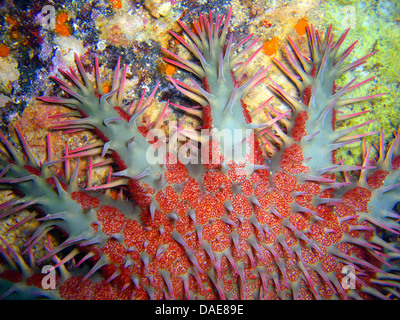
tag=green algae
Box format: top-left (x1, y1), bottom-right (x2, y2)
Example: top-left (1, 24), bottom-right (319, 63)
top-left (321, 0), bottom-right (400, 166)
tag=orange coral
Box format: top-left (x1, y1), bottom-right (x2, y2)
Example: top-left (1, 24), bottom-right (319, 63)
top-left (0, 44), bottom-right (10, 57)
top-left (109, 0), bottom-right (122, 9)
top-left (56, 13), bottom-right (68, 24)
top-left (55, 13), bottom-right (71, 37)
top-left (295, 18), bottom-right (308, 36)
top-left (55, 24), bottom-right (70, 37)
top-left (164, 63), bottom-right (177, 76)
top-left (262, 37), bottom-right (279, 56)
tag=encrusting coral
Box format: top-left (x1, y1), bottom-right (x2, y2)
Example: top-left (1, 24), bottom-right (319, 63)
top-left (0, 7), bottom-right (399, 300)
